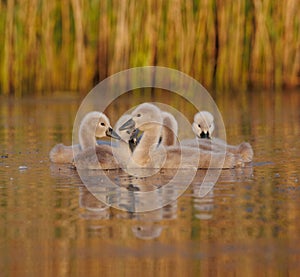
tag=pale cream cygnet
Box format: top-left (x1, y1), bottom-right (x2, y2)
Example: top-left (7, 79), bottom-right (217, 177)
top-left (190, 111), bottom-right (253, 163)
top-left (192, 111), bottom-right (215, 139)
top-left (74, 113), bottom-right (137, 170)
top-left (49, 111), bottom-right (120, 164)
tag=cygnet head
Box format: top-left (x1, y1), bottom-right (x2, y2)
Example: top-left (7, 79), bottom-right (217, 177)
top-left (119, 103), bottom-right (163, 132)
top-left (94, 113), bottom-right (120, 139)
top-left (192, 111), bottom-right (214, 139)
top-left (114, 114), bottom-right (134, 142)
top-left (115, 114), bottom-right (143, 152)
top-left (79, 112), bottom-right (120, 149)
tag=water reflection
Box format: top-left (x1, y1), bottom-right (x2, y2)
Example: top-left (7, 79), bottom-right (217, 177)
top-left (78, 186), bottom-right (177, 240)
top-left (187, 167), bottom-right (252, 220)
top-left (79, 187), bottom-right (111, 220)
top-left (77, 167), bottom-right (195, 212)
top-left (77, 167), bottom-right (254, 240)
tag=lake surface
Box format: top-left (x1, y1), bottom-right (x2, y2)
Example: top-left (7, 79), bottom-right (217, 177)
top-left (0, 90), bottom-right (300, 276)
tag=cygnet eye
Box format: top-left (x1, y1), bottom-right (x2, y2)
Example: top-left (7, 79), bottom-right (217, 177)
top-left (136, 113), bottom-right (141, 117)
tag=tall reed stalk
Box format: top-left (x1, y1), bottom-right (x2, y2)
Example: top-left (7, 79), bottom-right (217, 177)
top-left (0, 0), bottom-right (299, 96)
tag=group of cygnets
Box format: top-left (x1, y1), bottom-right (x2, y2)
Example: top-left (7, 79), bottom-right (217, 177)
top-left (50, 103), bottom-right (253, 170)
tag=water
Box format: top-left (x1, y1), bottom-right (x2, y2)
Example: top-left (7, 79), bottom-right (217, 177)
top-left (0, 90), bottom-right (300, 276)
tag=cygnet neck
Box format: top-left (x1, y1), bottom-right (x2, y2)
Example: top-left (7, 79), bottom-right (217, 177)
top-left (161, 125), bottom-right (176, 146)
top-left (132, 123), bottom-right (162, 165)
top-left (79, 122), bottom-right (97, 150)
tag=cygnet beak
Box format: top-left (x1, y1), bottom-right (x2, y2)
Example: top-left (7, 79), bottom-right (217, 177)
top-left (130, 128), bottom-right (139, 140)
top-left (106, 127), bottom-right (121, 140)
top-left (200, 131), bottom-right (210, 139)
top-left (128, 128), bottom-right (140, 153)
top-left (119, 118), bottom-right (135, 131)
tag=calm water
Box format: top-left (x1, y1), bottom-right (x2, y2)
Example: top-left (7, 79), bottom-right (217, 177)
top-left (0, 90), bottom-right (300, 276)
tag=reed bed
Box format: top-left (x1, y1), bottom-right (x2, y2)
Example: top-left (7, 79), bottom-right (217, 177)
top-left (0, 0), bottom-right (299, 96)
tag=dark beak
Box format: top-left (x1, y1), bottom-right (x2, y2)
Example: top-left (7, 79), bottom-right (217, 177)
top-left (119, 118), bottom-right (135, 131)
top-left (130, 128), bottom-right (139, 141)
top-left (106, 127), bottom-right (121, 140)
top-left (200, 131), bottom-right (210, 139)
top-left (129, 140), bottom-right (136, 153)
top-left (128, 128), bottom-right (141, 153)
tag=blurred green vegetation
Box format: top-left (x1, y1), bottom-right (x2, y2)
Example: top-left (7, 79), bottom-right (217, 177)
top-left (0, 0), bottom-right (299, 96)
